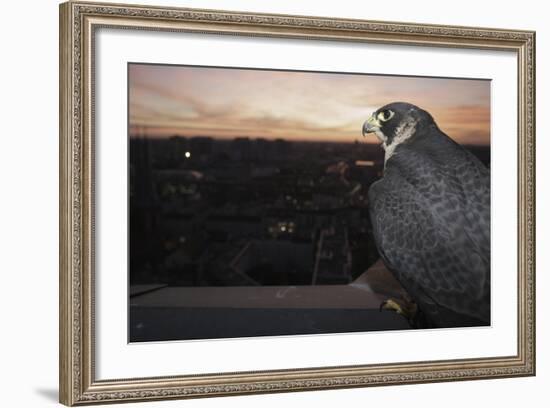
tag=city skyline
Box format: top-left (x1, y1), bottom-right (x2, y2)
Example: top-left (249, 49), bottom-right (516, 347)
top-left (129, 63), bottom-right (491, 145)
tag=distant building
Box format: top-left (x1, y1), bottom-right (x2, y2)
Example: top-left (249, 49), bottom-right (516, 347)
top-left (129, 136), bottom-right (162, 284)
top-left (312, 226), bottom-right (353, 284)
top-left (189, 136), bottom-right (213, 158)
top-left (231, 240), bottom-right (314, 285)
top-left (231, 137), bottom-right (252, 161)
top-left (274, 138), bottom-right (291, 157)
top-left (168, 135), bottom-right (189, 164)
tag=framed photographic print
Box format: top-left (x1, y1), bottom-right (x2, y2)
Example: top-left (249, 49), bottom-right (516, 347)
top-left (59, 1), bottom-right (536, 405)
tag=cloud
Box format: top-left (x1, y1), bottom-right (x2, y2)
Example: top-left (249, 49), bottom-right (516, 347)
top-left (129, 64), bottom-right (490, 145)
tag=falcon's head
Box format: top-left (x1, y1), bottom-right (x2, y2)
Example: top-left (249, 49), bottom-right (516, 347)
top-left (362, 102), bottom-right (435, 149)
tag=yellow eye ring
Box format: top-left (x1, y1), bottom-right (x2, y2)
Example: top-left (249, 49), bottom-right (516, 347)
top-left (377, 109), bottom-right (395, 122)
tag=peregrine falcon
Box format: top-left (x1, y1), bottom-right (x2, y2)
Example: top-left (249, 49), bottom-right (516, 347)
top-left (362, 102), bottom-right (490, 328)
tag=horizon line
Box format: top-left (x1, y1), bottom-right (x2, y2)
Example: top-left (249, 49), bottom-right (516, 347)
top-left (128, 133), bottom-right (491, 147)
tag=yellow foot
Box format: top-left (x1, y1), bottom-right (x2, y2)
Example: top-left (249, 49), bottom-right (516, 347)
top-left (380, 298), bottom-right (418, 322)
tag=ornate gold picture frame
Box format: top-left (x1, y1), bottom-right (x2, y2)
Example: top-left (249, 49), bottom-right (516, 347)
top-left (59, 1), bottom-right (535, 405)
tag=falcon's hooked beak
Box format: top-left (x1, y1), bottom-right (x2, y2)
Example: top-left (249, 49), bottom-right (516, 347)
top-left (362, 114), bottom-right (381, 137)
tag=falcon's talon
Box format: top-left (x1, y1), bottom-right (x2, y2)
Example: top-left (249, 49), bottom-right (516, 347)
top-left (379, 297), bottom-right (418, 324)
top-left (380, 299), bottom-right (404, 314)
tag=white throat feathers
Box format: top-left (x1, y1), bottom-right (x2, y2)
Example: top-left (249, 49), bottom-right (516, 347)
top-left (378, 117), bottom-right (419, 165)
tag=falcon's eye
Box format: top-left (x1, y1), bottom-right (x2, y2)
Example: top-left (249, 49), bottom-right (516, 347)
top-left (378, 109), bottom-right (395, 122)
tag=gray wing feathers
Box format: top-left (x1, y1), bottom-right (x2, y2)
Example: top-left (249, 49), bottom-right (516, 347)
top-left (369, 143), bottom-right (490, 324)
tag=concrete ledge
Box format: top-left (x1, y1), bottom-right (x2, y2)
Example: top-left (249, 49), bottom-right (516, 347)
top-left (129, 260), bottom-right (412, 341)
top-left (130, 306), bottom-right (410, 342)
top-left (130, 284), bottom-right (385, 310)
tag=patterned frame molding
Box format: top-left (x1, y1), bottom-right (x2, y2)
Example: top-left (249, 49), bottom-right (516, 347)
top-left (59, 1), bottom-right (535, 406)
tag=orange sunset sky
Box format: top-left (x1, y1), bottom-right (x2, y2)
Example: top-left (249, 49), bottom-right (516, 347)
top-left (129, 63), bottom-right (490, 145)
